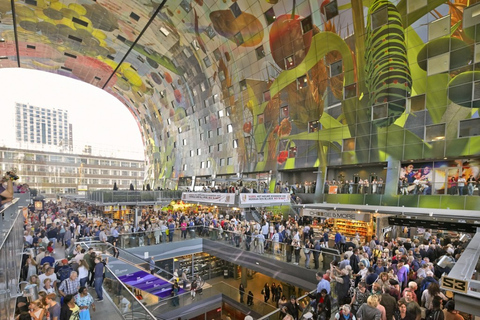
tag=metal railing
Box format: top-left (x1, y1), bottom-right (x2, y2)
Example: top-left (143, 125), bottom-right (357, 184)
top-left (85, 190), bottom-right (183, 204)
top-left (147, 281), bottom-right (278, 317)
top-left (77, 241), bottom-right (158, 320)
top-left (0, 198), bottom-right (25, 320)
top-left (92, 226), bottom-right (340, 273)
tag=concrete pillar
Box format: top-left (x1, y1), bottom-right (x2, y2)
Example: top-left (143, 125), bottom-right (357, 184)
top-left (241, 266), bottom-right (248, 288)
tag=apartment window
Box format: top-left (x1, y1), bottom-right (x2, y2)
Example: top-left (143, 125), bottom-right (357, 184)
top-left (323, 0), bottom-right (339, 20)
top-left (220, 158), bottom-right (225, 166)
top-left (227, 157), bottom-right (233, 165)
top-left (343, 138), bottom-right (356, 151)
top-left (218, 110), bottom-right (224, 118)
top-left (288, 146), bottom-right (297, 158)
top-left (301, 15), bottom-right (313, 34)
top-left (264, 7), bottom-right (276, 26)
top-left (233, 139), bottom-right (239, 148)
top-left (285, 55), bottom-right (294, 70)
top-left (183, 164), bottom-right (187, 170)
top-left (407, 0), bottom-right (427, 13)
top-left (372, 103), bottom-right (388, 120)
top-left (371, 5), bottom-right (388, 30)
top-left (204, 116), bottom-right (208, 124)
top-left (217, 127), bottom-right (223, 135)
top-left (410, 94), bottom-right (426, 112)
top-left (256, 45), bottom-right (265, 60)
top-left (240, 79), bottom-right (247, 91)
top-left (183, 139), bottom-right (187, 146)
top-left (308, 120), bottom-right (320, 133)
top-left (190, 150), bottom-right (194, 157)
top-left (173, 142), bottom-right (177, 148)
top-left (425, 123), bottom-right (446, 142)
top-left (197, 148), bottom-right (202, 155)
top-left (208, 130), bottom-right (213, 138)
top-left (200, 161), bottom-right (205, 169)
top-left (200, 133), bottom-right (204, 140)
top-left (227, 124), bottom-right (233, 133)
top-left (297, 75), bottom-right (308, 90)
top-left (209, 145), bottom-right (214, 153)
top-left (217, 143), bottom-right (223, 152)
top-left (122, 171), bottom-right (129, 176)
top-left (344, 83), bottom-right (357, 99)
top-left (207, 160), bottom-right (211, 168)
top-left (459, 118), bottom-right (480, 138)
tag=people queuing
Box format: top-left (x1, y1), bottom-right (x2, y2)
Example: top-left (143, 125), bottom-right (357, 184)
top-left (15, 201), bottom-right (109, 320)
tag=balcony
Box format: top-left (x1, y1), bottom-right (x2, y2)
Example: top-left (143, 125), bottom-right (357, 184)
top-left (84, 190), bottom-right (184, 205)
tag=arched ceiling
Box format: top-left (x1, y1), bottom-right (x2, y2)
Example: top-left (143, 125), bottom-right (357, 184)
top-left (1, 0), bottom-right (477, 190)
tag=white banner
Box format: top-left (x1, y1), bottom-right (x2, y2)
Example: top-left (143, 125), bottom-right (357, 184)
top-left (239, 193), bottom-right (290, 205)
top-left (181, 192), bottom-right (236, 205)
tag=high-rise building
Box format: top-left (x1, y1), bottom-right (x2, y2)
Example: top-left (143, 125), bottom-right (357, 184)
top-left (15, 103), bottom-right (72, 150)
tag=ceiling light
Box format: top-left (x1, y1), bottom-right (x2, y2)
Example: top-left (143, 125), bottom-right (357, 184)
top-left (160, 27), bottom-right (170, 36)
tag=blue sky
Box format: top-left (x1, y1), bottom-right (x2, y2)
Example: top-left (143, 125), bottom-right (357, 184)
top-left (0, 68), bottom-right (145, 160)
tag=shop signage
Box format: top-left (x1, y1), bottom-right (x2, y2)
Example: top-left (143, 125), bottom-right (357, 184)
top-left (302, 209), bottom-right (370, 221)
top-left (181, 192), bottom-right (235, 205)
top-left (239, 193), bottom-right (290, 205)
top-left (441, 276), bottom-right (468, 293)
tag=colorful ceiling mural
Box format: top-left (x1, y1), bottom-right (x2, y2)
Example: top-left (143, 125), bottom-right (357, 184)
top-left (0, 0), bottom-right (479, 189)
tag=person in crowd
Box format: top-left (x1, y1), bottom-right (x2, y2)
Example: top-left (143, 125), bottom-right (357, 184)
top-left (190, 277), bottom-right (198, 300)
top-left (77, 260), bottom-right (89, 288)
top-left (58, 271), bottom-right (80, 298)
top-left (282, 295), bottom-right (303, 320)
top-left (44, 293), bottom-right (60, 320)
top-left (239, 283), bottom-right (245, 303)
top-left (421, 282), bottom-right (448, 311)
top-left (38, 267), bottom-right (57, 291)
top-left (0, 171), bottom-right (14, 205)
top-left (356, 295), bottom-right (382, 320)
top-left (350, 281), bottom-right (370, 315)
top-left (93, 257), bottom-right (106, 302)
top-left (27, 299), bottom-right (45, 320)
top-left (335, 304), bottom-right (356, 320)
top-left (247, 290), bottom-right (254, 306)
top-left (262, 282), bottom-right (271, 303)
top-left (60, 294), bottom-right (79, 320)
top-left (75, 286), bottom-right (96, 320)
top-left (394, 299), bottom-right (414, 320)
top-left (42, 278), bottom-right (56, 295)
top-left (148, 256), bottom-right (155, 275)
top-left (443, 300), bottom-right (463, 320)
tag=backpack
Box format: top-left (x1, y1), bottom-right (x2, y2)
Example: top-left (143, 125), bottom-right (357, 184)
top-left (57, 265), bottom-right (73, 283)
top-left (426, 309), bottom-right (444, 320)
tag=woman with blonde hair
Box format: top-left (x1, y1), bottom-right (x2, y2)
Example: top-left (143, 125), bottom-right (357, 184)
top-left (29, 275), bottom-right (40, 287)
top-left (28, 299), bottom-right (45, 320)
top-left (356, 295), bottom-right (381, 320)
top-left (78, 260), bottom-right (89, 287)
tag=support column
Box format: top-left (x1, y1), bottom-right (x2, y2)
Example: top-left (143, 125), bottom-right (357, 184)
top-left (241, 266), bottom-right (248, 288)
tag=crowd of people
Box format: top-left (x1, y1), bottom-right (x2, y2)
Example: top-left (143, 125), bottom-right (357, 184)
top-left (279, 230), bottom-right (469, 320)
top-left (15, 201), bottom-right (110, 320)
top-left (5, 187), bottom-right (473, 320)
top-left (324, 179), bottom-right (385, 195)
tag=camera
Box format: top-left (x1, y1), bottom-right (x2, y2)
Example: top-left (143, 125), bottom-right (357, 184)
top-left (4, 169), bottom-right (19, 181)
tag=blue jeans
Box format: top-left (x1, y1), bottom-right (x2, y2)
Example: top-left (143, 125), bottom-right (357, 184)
top-left (94, 277), bottom-right (103, 300)
top-left (168, 232), bottom-right (174, 242)
top-left (80, 277), bottom-right (88, 288)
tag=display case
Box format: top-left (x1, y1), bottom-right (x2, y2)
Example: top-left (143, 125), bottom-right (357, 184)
top-left (173, 253), bottom-right (226, 280)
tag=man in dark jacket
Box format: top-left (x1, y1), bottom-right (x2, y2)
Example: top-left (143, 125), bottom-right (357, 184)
top-left (282, 295), bottom-right (304, 320)
top-left (350, 249), bottom-right (360, 274)
top-left (380, 285), bottom-right (397, 320)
